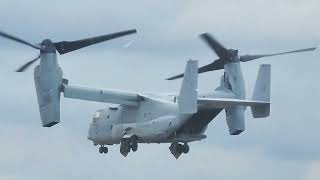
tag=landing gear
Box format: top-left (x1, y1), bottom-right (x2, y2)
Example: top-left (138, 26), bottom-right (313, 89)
top-left (99, 146), bottom-right (108, 154)
top-left (120, 140), bottom-right (131, 157)
top-left (120, 136), bottom-right (139, 157)
top-left (169, 142), bottom-right (190, 159)
top-left (131, 142), bottom-right (138, 152)
top-left (182, 143), bottom-right (189, 154)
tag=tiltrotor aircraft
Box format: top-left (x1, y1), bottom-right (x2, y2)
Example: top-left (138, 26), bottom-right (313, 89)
top-left (0, 30), bottom-right (316, 159)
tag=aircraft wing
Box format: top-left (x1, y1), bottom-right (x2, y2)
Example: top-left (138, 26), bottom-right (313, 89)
top-left (198, 97), bottom-right (270, 109)
top-left (63, 84), bottom-right (140, 106)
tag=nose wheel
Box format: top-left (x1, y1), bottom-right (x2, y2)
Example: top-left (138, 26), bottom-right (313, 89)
top-left (99, 146), bottom-right (108, 154)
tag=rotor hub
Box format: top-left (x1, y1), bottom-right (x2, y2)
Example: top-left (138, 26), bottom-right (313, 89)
top-left (40, 39), bottom-right (56, 53)
top-left (226, 49), bottom-right (239, 63)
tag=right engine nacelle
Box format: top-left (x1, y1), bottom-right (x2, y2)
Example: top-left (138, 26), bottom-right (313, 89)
top-left (225, 106), bottom-right (245, 135)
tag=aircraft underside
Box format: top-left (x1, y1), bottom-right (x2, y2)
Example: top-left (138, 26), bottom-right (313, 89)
top-left (93, 108), bottom-right (222, 159)
top-left (96, 138), bottom-right (194, 159)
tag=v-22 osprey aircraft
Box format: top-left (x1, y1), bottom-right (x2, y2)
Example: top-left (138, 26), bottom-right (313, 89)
top-left (0, 30), bottom-right (316, 158)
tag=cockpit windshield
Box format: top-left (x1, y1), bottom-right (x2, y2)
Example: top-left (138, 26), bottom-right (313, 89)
top-left (92, 111), bottom-right (101, 123)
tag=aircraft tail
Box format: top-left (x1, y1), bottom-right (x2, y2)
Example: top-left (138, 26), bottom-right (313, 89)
top-left (178, 60), bottom-right (198, 114)
top-left (251, 64), bottom-right (271, 118)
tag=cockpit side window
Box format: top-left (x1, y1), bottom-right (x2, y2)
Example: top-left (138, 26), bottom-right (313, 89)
top-left (92, 111), bottom-right (101, 123)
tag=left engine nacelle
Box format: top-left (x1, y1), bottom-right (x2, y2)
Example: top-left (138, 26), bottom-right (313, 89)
top-left (34, 57), bottom-right (63, 127)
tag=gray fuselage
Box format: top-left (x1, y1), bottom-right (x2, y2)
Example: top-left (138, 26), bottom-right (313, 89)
top-left (87, 91), bottom-right (229, 146)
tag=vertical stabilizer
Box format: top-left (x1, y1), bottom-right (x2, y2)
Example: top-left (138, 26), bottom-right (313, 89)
top-left (251, 64), bottom-right (271, 118)
top-left (178, 60), bottom-right (198, 114)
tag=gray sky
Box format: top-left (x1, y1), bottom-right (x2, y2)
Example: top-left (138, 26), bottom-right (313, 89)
top-left (0, 0), bottom-right (319, 179)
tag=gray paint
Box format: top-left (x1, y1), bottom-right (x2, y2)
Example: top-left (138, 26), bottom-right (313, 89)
top-left (0, 1), bottom-right (318, 179)
top-left (63, 85), bottom-right (139, 106)
top-left (32, 55), bottom-right (270, 158)
top-left (252, 64), bottom-right (271, 118)
top-left (34, 52), bottom-right (62, 127)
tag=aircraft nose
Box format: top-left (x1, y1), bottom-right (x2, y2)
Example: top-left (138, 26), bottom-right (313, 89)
top-left (87, 124), bottom-right (96, 141)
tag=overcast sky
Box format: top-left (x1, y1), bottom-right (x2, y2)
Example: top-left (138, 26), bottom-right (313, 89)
top-left (0, 0), bottom-right (319, 180)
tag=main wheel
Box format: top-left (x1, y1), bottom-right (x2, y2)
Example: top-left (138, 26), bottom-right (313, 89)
top-left (120, 141), bottom-right (131, 156)
top-left (131, 142), bottom-right (138, 152)
top-left (99, 147), bottom-right (104, 153)
top-left (103, 147), bottom-right (108, 153)
top-left (182, 143), bottom-right (189, 154)
top-left (177, 144), bottom-right (184, 153)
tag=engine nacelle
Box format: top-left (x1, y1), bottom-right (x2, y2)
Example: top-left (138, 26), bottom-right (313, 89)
top-left (223, 62), bottom-right (246, 135)
top-left (34, 53), bottom-right (63, 127)
top-left (225, 106), bottom-right (245, 135)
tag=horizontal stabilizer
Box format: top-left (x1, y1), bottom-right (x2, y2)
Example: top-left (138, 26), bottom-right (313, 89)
top-left (198, 98), bottom-right (270, 109)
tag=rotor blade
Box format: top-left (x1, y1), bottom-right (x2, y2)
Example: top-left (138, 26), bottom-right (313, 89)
top-left (166, 59), bottom-right (224, 80)
top-left (198, 59), bottom-right (225, 73)
top-left (0, 30), bottom-right (42, 50)
top-left (200, 33), bottom-right (229, 59)
top-left (53, 29), bottom-right (137, 55)
top-left (166, 73), bottom-right (184, 80)
top-left (15, 55), bottom-right (41, 72)
top-left (240, 47), bottom-right (317, 62)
